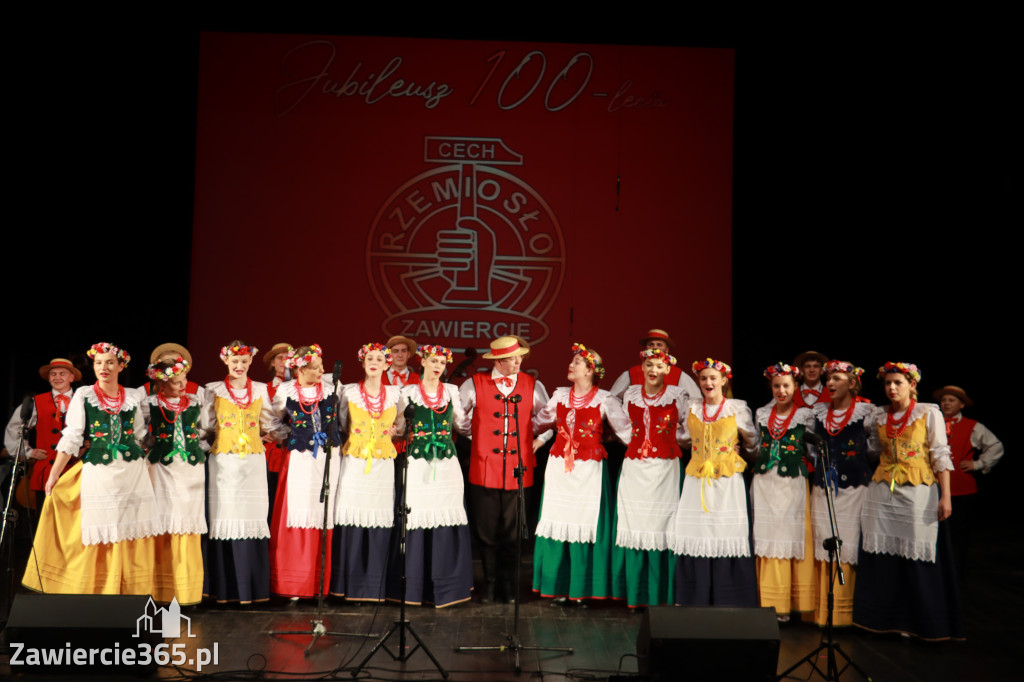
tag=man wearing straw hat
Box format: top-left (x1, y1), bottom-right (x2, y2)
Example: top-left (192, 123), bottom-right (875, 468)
top-left (608, 328), bottom-right (699, 402)
top-left (4, 358), bottom-right (82, 509)
top-left (934, 384), bottom-right (1003, 584)
top-left (456, 335), bottom-right (549, 603)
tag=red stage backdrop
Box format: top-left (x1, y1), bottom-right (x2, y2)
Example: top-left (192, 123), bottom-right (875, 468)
top-left (189, 33), bottom-right (735, 387)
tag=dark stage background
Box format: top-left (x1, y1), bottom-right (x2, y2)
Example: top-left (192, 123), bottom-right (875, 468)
top-left (5, 15), bottom-right (1015, 523)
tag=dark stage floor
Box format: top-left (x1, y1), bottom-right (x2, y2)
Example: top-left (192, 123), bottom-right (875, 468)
top-left (1, 521), bottom-right (1020, 681)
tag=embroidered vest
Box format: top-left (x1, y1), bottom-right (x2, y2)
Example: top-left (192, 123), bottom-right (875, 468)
top-left (811, 413), bottom-right (873, 489)
top-left (342, 400), bottom-right (398, 467)
top-left (685, 411), bottom-right (746, 478)
top-left (407, 400), bottom-right (457, 461)
top-left (82, 399), bottom-right (144, 465)
top-left (755, 420), bottom-right (809, 478)
top-left (873, 413), bottom-right (935, 487)
top-left (625, 400), bottom-right (681, 461)
top-left (947, 417), bottom-right (978, 496)
top-left (469, 372), bottom-right (536, 489)
top-left (211, 394), bottom-right (266, 456)
top-left (285, 394), bottom-right (339, 453)
top-left (552, 403), bottom-right (605, 462)
top-left (148, 399), bottom-right (205, 466)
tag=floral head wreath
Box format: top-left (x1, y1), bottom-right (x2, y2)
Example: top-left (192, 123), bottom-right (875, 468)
top-left (691, 357), bottom-right (732, 379)
top-left (571, 343), bottom-right (606, 379)
top-left (825, 360), bottom-right (864, 378)
top-left (147, 355), bottom-right (190, 381)
top-left (417, 344), bottom-right (454, 363)
top-left (220, 343), bottom-right (259, 362)
top-left (641, 348), bottom-right (677, 366)
top-left (877, 361), bottom-right (921, 382)
top-left (763, 362), bottom-right (801, 380)
top-left (87, 342), bottom-right (131, 366)
top-left (357, 343), bottom-right (393, 364)
top-left (285, 344), bottom-right (323, 370)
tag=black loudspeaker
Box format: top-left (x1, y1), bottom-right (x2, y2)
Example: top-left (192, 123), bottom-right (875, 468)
top-left (636, 606), bottom-right (780, 681)
top-left (5, 594), bottom-right (162, 675)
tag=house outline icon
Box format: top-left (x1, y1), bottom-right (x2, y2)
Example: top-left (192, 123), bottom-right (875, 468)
top-left (133, 597), bottom-right (195, 638)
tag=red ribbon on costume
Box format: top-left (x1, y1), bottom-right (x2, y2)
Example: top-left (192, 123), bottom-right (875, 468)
top-left (558, 408), bottom-right (580, 473)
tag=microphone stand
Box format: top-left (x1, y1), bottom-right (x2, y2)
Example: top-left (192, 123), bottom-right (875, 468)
top-left (455, 392), bottom-right (574, 673)
top-left (352, 402), bottom-right (449, 679)
top-left (778, 431), bottom-right (868, 681)
top-left (1, 398), bottom-right (40, 622)
top-left (269, 362), bottom-right (370, 656)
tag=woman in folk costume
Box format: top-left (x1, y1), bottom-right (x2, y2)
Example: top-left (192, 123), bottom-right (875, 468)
top-left (204, 341), bottom-right (276, 603)
top-left (671, 358), bottom-right (759, 607)
top-left (23, 342), bottom-right (160, 595)
top-left (331, 343), bottom-right (404, 601)
top-left (140, 342), bottom-right (201, 396)
top-left (854, 363), bottom-right (964, 640)
top-left (140, 355), bottom-right (208, 605)
top-left (390, 344), bottom-right (472, 607)
top-left (807, 360), bottom-right (879, 626)
top-left (268, 344), bottom-right (341, 598)
top-left (533, 344), bottom-right (631, 603)
top-left (751, 362), bottom-right (816, 621)
top-left (611, 348), bottom-right (688, 607)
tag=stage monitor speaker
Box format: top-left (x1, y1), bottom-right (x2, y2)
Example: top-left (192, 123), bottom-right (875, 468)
top-left (5, 593), bottom-right (162, 675)
top-left (636, 606), bottom-right (780, 682)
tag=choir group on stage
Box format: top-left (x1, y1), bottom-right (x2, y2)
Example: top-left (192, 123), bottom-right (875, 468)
top-left (6, 328), bottom-right (1002, 642)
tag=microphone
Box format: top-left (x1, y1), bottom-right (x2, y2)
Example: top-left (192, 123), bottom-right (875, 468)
top-left (20, 395), bottom-right (34, 422)
top-left (332, 360), bottom-right (343, 385)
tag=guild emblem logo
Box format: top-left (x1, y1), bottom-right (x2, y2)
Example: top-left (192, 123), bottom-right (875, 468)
top-left (366, 136), bottom-right (565, 347)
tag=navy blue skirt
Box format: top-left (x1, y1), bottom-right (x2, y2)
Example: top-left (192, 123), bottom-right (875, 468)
top-left (387, 525), bottom-right (473, 607)
top-left (330, 526), bottom-right (393, 600)
top-left (674, 555), bottom-right (758, 607)
top-left (203, 537), bottom-right (271, 603)
top-left (853, 520), bottom-right (965, 640)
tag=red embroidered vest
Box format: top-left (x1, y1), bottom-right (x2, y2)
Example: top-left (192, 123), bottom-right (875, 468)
top-left (551, 403), bottom-right (605, 462)
top-left (947, 417), bottom-right (979, 496)
top-left (624, 400), bottom-right (682, 460)
top-left (469, 372), bottom-right (535, 489)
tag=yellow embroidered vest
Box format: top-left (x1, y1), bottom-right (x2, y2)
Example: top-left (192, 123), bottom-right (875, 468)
top-left (211, 395), bottom-right (265, 456)
top-left (343, 402), bottom-right (398, 473)
top-left (685, 411), bottom-right (746, 479)
top-left (873, 413), bottom-right (935, 487)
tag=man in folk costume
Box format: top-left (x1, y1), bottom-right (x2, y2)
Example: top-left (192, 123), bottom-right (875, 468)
top-left (140, 343), bottom-right (201, 396)
top-left (383, 335), bottom-right (420, 387)
top-left (793, 350), bottom-right (829, 408)
top-left (263, 343), bottom-right (293, 395)
top-left (608, 329), bottom-right (700, 402)
top-left (933, 384), bottom-right (1004, 585)
top-left (262, 342), bottom-right (293, 517)
top-left (456, 335), bottom-right (549, 603)
top-left (4, 358), bottom-right (82, 510)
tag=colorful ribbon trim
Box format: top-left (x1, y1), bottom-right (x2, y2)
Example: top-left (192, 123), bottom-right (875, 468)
top-left (311, 430), bottom-right (328, 461)
top-left (559, 408), bottom-right (580, 473)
